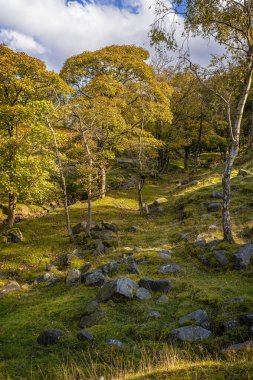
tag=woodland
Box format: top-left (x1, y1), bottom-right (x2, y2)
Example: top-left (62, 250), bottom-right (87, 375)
top-left (0, 1), bottom-right (253, 379)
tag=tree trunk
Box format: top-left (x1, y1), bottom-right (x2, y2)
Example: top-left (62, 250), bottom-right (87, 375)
top-left (184, 147), bottom-right (190, 171)
top-left (7, 193), bottom-right (16, 228)
top-left (222, 59), bottom-right (253, 242)
top-left (194, 117), bottom-right (203, 173)
top-left (249, 100), bottom-right (253, 148)
top-left (138, 178), bottom-right (145, 215)
top-left (86, 174), bottom-right (92, 237)
top-left (99, 166), bottom-right (106, 199)
top-left (46, 117), bottom-right (75, 243)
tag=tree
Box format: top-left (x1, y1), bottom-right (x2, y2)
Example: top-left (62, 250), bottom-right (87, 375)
top-left (0, 45), bottom-right (68, 228)
top-left (151, 0), bottom-right (253, 242)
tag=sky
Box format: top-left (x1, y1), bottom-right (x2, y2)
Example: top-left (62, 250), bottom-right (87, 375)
top-left (0, 0), bottom-right (223, 72)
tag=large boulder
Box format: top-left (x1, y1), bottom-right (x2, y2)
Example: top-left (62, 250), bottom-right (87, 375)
top-left (37, 329), bottom-right (64, 345)
top-left (158, 264), bottom-right (180, 274)
top-left (170, 326), bottom-right (211, 342)
top-left (179, 309), bottom-right (209, 328)
top-left (83, 271), bottom-right (105, 286)
top-left (97, 278), bottom-right (138, 302)
top-left (139, 278), bottom-right (173, 292)
top-left (6, 228), bottom-right (23, 243)
top-left (234, 244), bottom-right (253, 269)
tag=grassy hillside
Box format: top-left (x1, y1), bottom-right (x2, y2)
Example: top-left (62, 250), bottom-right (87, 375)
top-left (0, 158), bottom-right (253, 380)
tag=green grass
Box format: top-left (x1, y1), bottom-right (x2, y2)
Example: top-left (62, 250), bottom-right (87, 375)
top-left (0, 158), bottom-right (253, 379)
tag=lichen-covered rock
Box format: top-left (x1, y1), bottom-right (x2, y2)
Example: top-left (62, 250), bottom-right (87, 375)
top-left (158, 264), bottom-right (180, 274)
top-left (127, 263), bottom-right (140, 274)
top-left (83, 271), bottom-right (105, 286)
top-left (235, 244), bottom-right (253, 269)
top-left (156, 294), bottom-right (169, 304)
top-left (179, 310), bottom-right (209, 328)
top-left (213, 250), bottom-right (229, 267)
top-left (107, 339), bottom-right (124, 347)
top-left (102, 261), bottom-right (119, 275)
top-left (0, 280), bottom-right (20, 296)
top-left (206, 202), bottom-right (222, 212)
top-left (170, 326), bottom-right (211, 342)
top-left (223, 320), bottom-right (240, 331)
top-left (102, 222), bottom-right (119, 233)
top-left (138, 278), bottom-right (173, 293)
top-left (79, 311), bottom-right (106, 328)
top-left (37, 329), bottom-right (64, 345)
top-left (83, 300), bottom-right (99, 315)
top-left (66, 269), bottom-right (81, 284)
top-left (97, 278), bottom-right (138, 302)
top-left (137, 287), bottom-right (152, 301)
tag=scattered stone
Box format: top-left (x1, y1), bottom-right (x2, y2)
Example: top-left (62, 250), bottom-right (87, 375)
top-left (209, 224), bottom-right (218, 232)
top-left (240, 314), bottom-right (253, 326)
top-left (201, 214), bottom-right (211, 219)
top-left (102, 222), bottom-right (119, 233)
top-left (107, 339), bottom-right (124, 348)
top-left (148, 310), bottom-right (161, 318)
top-left (0, 280), bottom-right (20, 296)
top-left (238, 169), bottom-right (251, 177)
top-left (170, 326), bottom-right (211, 342)
top-left (37, 329), bottom-right (64, 345)
top-left (121, 255), bottom-right (136, 264)
top-left (83, 300), bottom-right (100, 315)
top-left (144, 249), bottom-right (172, 259)
top-left (158, 264), bottom-right (180, 274)
top-left (6, 228), bottom-right (23, 243)
top-left (81, 263), bottom-right (92, 273)
top-left (208, 239), bottom-right (223, 250)
top-left (193, 239), bottom-right (206, 248)
top-left (137, 287), bottom-right (152, 301)
top-left (94, 241), bottom-right (106, 255)
top-left (77, 330), bottom-right (94, 341)
top-left (234, 244), bottom-right (253, 269)
top-left (128, 226), bottom-right (139, 233)
top-left (66, 269), bottom-right (81, 284)
top-left (102, 261), bottom-right (119, 275)
top-left (221, 341), bottom-right (253, 355)
top-left (206, 202), bottom-right (222, 212)
top-left (97, 278), bottom-right (138, 302)
top-left (139, 278), bottom-right (173, 293)
top-left (179, 310), bottom-right (209, 328)
top-left (83, 271), bottom-right (105, 286)
top-left (79, 311), bottom-right (106, 328)
top-left (213, 250), bottom-right (229, 267)
top-left (43, 273), bottom-right (59, 284)
top-left (212, 191), bottom-right (223, 199)
top-left (156, 294), bottom-right (169, 304)
top-left (72, 221), bottom-right (86, 235)
top-left (223, 320), bottom-right (240, 331)
top-left (197, 233), bottom-right (209, 240)
top-left (127, 263), bottom-right (140, 275)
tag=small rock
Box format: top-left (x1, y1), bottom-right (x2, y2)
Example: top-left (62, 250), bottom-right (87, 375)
top-left (102, 222), bottom-right (119, 233)
top-left (193, 239), bottom-right (206, 248)
top-left (148, 310), bottom-right (161, 318)
top-left (179, 310), bottom-right (209, 328)
top-left (212, 191), bottom-right (223, 199)
top-left (128, 226), bottom-right (139, 233)
top-left (235, 244), bottom-right (253, 269)
top-left (94, 241), bottom-right (106, 256)
top-left (102, 261), bottom-right (119, 275)
top-left (107, 339), bottom-right (124, 347)
top-left (158, 264), bottom-right (180, 274)
top-left (154, 198), bottom-right (168, 205)
top-left (139, 278), bottom-right (173, 293)
top-left (238, 169), bottom-right (251, 177)
top-left (46, 263), bottom-right (57, 272)
top-left (221, 340), bottom-right (253, 355)
top-left (240, 314), bottom-right (253, 326)
top-left (209, 224), bottom-right (218, 232)
top-left (137, 287), bottom-right (152, 301)
top-left (66, 269), bottom-right (81, 284)
top-left (223, 320), bottom-right (240, 331)
top-left (208, 239), bottom-right (223, 250)
top-left (156, 294), bottom-right (169, 304)
top-left (6, 228), bottom-right (23, 243)
top-left (127, 263), bottom-right (140, 274)
top-left (207, 203), bottom-right (222, 212)
top-left (83, 271), bottom-right (105, 286)
top-left (81, 263), bottom-right (92, 272)
top-left (170, 326), bottom-right (211, 342)
top-left (77, 330), bottom-right (94, 341)
top-left (83, 300), bottom-right (99, 315)
top-left (213, 250), bottom-right (229, 267)
top-left (0, 280), bottom-right (20, 296)
top-left (97, 278), bottom-right (138, 302)
top-left (106, 300), bottom-right (116, 307)
top-left (37, 329), bottom-right (64, 345)
top-left (79, 311), bottom-right (106, 328)
top-left (201, 214), bottom-right (211, 219)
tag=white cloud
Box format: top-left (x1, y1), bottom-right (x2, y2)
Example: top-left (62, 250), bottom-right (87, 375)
top-left (0, 0), bottom-right (222, 71)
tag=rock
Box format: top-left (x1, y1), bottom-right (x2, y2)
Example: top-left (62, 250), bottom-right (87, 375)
top-left (137, 287), bottom-right (152, 301)
top-left (213, 250), bottom-right (229, 267)
top-left (222, 297), bottom-right (244, 308)
top-left (6, 228), bottom-right (23, 243)
top-left (158, 264), bottom-right (180, 274)
top-left (208, 239), bottom-right (223, 250)
top-left (83, 300), bottom-right (100, 315)
top-left (46, 263), bottom-right (57, 272)
top-left (206, 202), bottom-right (222, 212)
top-left (107, 339), bottom-right (124, 348)
top-left (72, 221), bottom-right (86, 235)
top-left (79, 311), bottom-right (106, 328)
top-left (144, 249), bottom-right (172, 259)
top-left (102, 261), bottom-right (119, 275)
top-left (106, 300), bottom-right (116, 307)
top-left (66, 269), bottom-right (81, 284)
top-left (197, 233), bottom-right (209, 240)
top-left (170, 326), bottom-right (211, 342)
top-left (139, 278), bottom-right (173, 293)
top-left (94, 241), bottom-right (106, 256)
top-left (148, 310), bottom-right (161, 318)
top-left (0, 280), bottom-right (20, 296)
top-left (200, 254), bottom-right (209, 266)
top-left (193, 239), bottom-right (206, 248)
top-left (97, 278), bottom-right (138, 302)
top-left (127, 263), bottom-right (140, 274)
top-left (201, 214), bottom-right (211, 219)
top-left (43, 273), bottom-right (60, 284)
top-left (77, 330), bottom-right (94, 341)
top-left (223, 320), bottom-right (240, 331)
top-left (179, 310), bottom-right (209, 328)
top-left (102, 222), bottom-right (119, 233)
top-left (37, 329), bottom-right (64, 345)
top-left (238, 169), bottom-right (251, 177)
top-left (235, 244), bottom-right (253, 269)
top-left (240, 314), bottom-right (253, 326)
top-left (212, 191), bottom-right (223, 199)
top-left (83, 271), bottom-right (106, 286)
top-left (128, 226), bottom-right (139, 233)
top-left (179, 180), bottom-right (189, 185)
top-left (156, 294), bottom-right (169, 304)
top-left (221, 341), bottom-right (253, 355)
top-left (209, 224), bottom-right (218, 232)
top-left (153, 198), bottom-right (168, 205)
top-left (81, 263), bottom-right (92, 272)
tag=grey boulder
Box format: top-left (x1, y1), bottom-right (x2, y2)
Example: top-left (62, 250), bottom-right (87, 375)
top-left (77, 330), bottom-right (94, 341)
top-left (66, 269), bottom-right (81, 284)
top-left (207, 203), bottom-right (222, 212)
top-left (97, 278), bottom-right (138, 302)
top-left (221, 340), bottom-right (253, 354)
top-left (79, 310), bottom-right (106, 328)
top-left (179, 309), bottom-right (209, 328)
top-left (137, 287), bottom-right (152, 301)
top-left (83, 271), bottom-right (105, 286)
top-left (37, 329), bottom-right (64, 345)
top-left (170, 326), bottom-right (211, 342)
top-left (235, 244), bottom-right (253, 269)
top-left (139, 278), bottom-right (173, 292)
top-left (158, 264), bottom-right (180, 274)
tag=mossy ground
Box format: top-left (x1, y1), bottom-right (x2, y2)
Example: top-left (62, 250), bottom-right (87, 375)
top-left (0, 154), bottom-right (253, 380)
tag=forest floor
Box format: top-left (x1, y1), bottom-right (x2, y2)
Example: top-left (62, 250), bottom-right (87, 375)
top-left (0, 154), bottom-right (253, 380)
